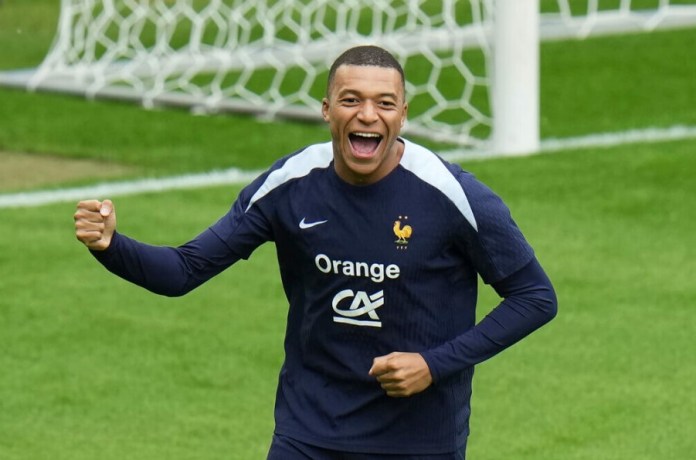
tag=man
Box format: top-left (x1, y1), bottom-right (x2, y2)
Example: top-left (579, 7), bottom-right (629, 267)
top-left (75, 46), bottom-right (557, 459)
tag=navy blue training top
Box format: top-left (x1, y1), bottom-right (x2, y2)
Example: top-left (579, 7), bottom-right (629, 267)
top-left (93, 138), bottom-right (557, 454)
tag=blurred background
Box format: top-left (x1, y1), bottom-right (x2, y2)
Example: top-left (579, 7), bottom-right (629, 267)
top-left (0, 1), bottom-right (694, 459)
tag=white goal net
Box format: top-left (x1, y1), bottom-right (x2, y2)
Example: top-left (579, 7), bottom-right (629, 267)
top-left (1, 0), bottom-right (695, 153)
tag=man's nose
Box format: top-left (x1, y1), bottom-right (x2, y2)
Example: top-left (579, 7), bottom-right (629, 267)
top-left (357, 101), bottom-right (378, 124)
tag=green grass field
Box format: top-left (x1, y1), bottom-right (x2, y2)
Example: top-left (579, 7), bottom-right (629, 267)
top-left (1, 1), bottom-right (696, 459)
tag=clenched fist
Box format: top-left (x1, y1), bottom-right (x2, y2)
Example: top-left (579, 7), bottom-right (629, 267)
top-left (74, 199), bottom-right (116, 251)
top-left (369, 352), bottom-right (433, 398)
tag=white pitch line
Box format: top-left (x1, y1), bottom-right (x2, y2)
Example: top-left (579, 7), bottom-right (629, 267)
top-left (538, 124), bottom-right (696, 152)
top-left (0, 167), bottom-right (262, 209)
top-left (440, 124), bottom-right (696, 162)
top-left (2, 125), bottom-right (695, 209)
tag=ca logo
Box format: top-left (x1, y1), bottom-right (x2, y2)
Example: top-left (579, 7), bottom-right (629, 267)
top-left (332, 289), bottom-right (384, 328)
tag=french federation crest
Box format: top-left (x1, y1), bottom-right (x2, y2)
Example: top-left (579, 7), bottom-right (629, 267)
top-left (393, 216), bottom-right (412, 249)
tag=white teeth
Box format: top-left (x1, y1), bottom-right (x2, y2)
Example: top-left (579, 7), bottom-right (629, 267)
top-left (353, 132), bottom-right (381, 138)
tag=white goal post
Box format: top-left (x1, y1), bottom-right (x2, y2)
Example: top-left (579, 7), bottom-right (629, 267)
top-left (1, 0), bottom-right (695, 155)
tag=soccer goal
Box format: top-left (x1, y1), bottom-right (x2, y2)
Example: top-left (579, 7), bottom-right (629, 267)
top-left (1, 0), bottom-right (695, 155)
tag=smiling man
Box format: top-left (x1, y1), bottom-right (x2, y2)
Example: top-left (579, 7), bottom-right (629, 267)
top-left (322, 51), bottom-right (407, 185)
top-left (75, 46), bottom-right (557, 459)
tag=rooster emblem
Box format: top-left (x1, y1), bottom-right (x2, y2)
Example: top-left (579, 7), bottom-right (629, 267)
top-left (393, 218), bottom-right (413, 246)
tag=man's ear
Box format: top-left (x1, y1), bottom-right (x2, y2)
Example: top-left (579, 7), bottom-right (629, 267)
top-left (321, 98), bottom-right (330, 122)
top-left (401, 102), bottom-right (408, 128)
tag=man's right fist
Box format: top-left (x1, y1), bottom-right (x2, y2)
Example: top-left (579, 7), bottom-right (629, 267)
top-left (74, 199), bottom-right (117, 251)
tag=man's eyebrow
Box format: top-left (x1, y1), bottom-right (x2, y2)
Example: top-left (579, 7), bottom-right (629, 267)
top-left (336, 89), bottom-right (399, 100)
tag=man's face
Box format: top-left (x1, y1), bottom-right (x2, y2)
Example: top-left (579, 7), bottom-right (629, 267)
top-left (322, 64), bottom-right (408, 185)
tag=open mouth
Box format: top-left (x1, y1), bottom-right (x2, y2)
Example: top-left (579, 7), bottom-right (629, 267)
top-left (349, 132), bottom-right (382, 157)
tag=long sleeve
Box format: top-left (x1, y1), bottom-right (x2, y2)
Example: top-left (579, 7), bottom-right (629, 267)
top-left (91, 228), bottom-right (243, 297)
top-left (420, 257), bottom-right (557, 382)
top-left (88, 164), bottom-right (280, 297)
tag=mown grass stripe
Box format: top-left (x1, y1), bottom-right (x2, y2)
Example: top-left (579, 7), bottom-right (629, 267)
top-left (2, 124), bottom-right (695, 209)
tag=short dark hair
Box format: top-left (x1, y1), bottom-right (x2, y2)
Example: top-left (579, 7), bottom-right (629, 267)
top-left (327, 45), bottom-right (405, 96)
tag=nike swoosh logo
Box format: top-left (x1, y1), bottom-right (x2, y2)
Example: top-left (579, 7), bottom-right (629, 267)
top-left (299, 218), bottom-right (328, 229)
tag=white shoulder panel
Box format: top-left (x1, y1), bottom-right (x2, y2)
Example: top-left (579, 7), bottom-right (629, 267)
top-left (245, 142), bottom-right (334, 212)
top-left (400, 138), bottom-right (478, 231)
